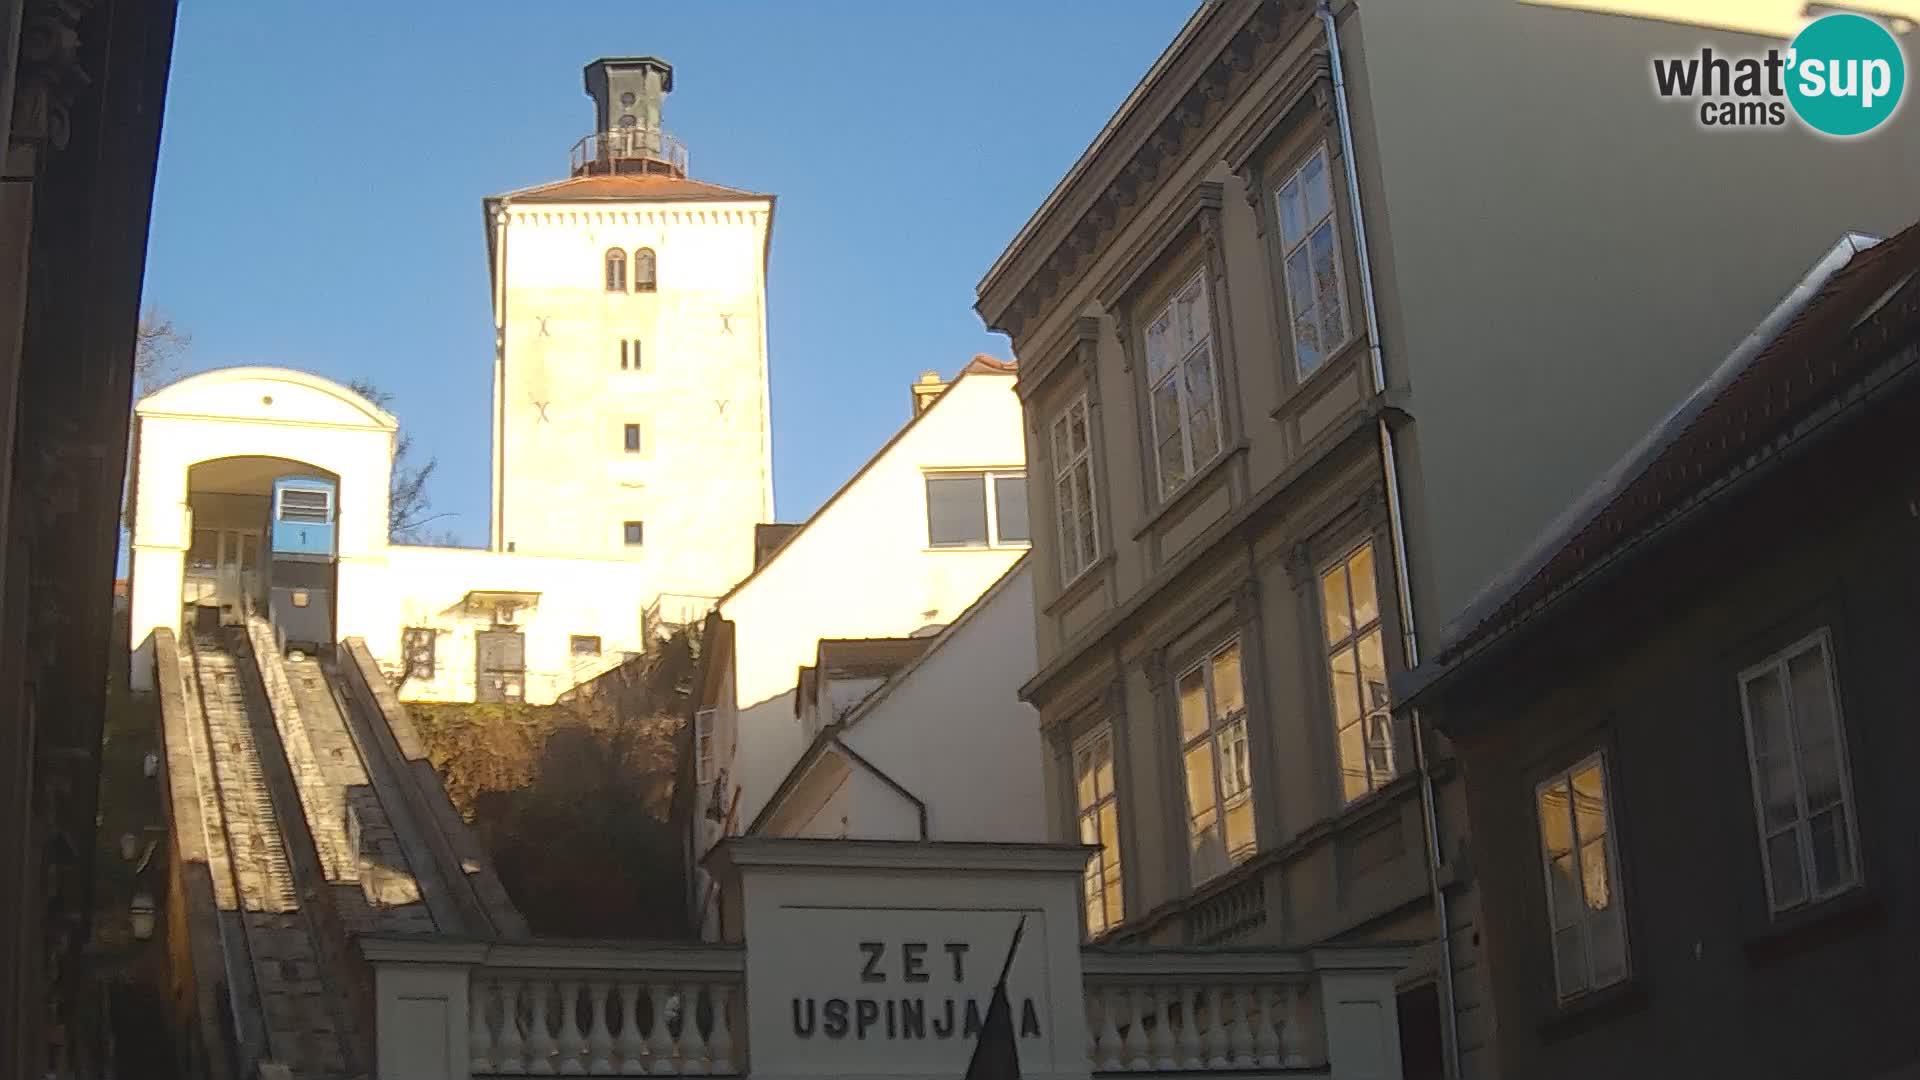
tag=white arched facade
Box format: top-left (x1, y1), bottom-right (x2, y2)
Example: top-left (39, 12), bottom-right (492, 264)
top-left (127, 366), bottom-right (658, 702)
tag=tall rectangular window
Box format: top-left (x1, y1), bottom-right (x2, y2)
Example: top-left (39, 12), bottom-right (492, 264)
top-left (620, 339), bottom-right (644, 370)
top-left (695, 707), bottom-right (716, 784)
top-left (624, 423), bottom-right (642, 453)
top-left (401, 627), bottom-right (436, 681)
top-left (1144, 271), bottom-right (1223, 498)
top-left (1276, 146), bottom-right (1349, 378)
top-left (1177, 638), bottom-right (1254, 884)
top-left (1322, 542), bottom-right (1396, 804)
top-left (925, 471), bottom-right (1029, 548)
top-left (1536, 753), bottom-right (1629, 1000)
top-left (1074, 725), bottom-right (1123, 937)
top-left (1051, 394), bottom-right (1100, 582)
top-left (1738, 630), bottom-right (1860, 915)
top-left (623, 520), bottom-right (644, 546)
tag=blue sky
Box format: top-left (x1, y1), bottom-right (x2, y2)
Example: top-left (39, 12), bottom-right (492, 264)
top-left (142, 1), bottom-right (1196, 545)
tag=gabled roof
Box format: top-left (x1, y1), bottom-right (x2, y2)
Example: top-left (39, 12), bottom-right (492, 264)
top-left (745, 729), bottom-right (928, 840)
top-left (713, 356), bottom-right (1018, 608)
top-left (1399, 221), bottom-right (1920, 706)
top-left (489, 173), bottom-right (767, 204)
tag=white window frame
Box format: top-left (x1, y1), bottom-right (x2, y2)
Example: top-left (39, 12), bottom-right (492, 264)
top-left (1175, 637), bottom-right (1255, 885)
top-left (1320, 541), bottom-right (1397, 804)
top-left (695, 707), bottom-right (716, 784)
top-left (1736, 629), bottom-right (1862, 916)
top-left (1143, 270), bottom-right (1224, 500)
top-left (1050, 394), bottom-right (1101, 585)
top-left (1073, 724), bottom-right (1124, 938)
top-left (1274, 145), bottom-right (1351, 380)
top-left (924, 469), bottom-right (1030, 549)
top-left (276, 486), bottom-right (332, 524)
top-left (1535, 752), bottom-right (1630, 1002)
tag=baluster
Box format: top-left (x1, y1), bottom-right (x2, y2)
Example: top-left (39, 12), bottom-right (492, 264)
top-left (1279, 986), bottom-right (1307, 1068)
top-left (647, 984), bottom-right (676, 1075)
top-left (472, 977), bottom-right (498, 1074)
top-left (529, 980), bottom-right (558, 1075)
top-left (587, 981), bottom-right (615, 1075)
top-left (678, 983), bottom-right (710, 1075)
top-left (617, 982), bottom-right (648, 1076)
top-left (1083, 991), bottom-right (1100, 1071)
top-left (1205, 987), bottom-right (1231, 1068)
top-left (1096, 988), bottom-right (1124, 1071)
top-left (1253, 985), bottom-right (1281, 1068)
top-left (1177, 986), bottom-right (1204, 1069)
top-left (707, 984), bottom-right (736, 1075)
top-left (1225, 986), bottom-right (1255, 1068)
top-left (1149, 986), bottom-right (1177, 1071)
top-left (1122, 988), bottom-right (1151, 1070)
top-left (499, 978), bottom-right (529, 1075)
top-left (559, 980), bottom-right (587, 1074)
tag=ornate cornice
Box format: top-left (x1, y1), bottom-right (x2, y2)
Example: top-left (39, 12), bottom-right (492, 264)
top-left (11, 0), bottom-right (97, 157)
top-left (980, 0), bottom-right (1307, 345)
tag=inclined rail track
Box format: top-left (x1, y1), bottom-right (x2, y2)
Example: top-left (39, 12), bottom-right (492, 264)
top-left (185, 631), bottom-right (358, 1080)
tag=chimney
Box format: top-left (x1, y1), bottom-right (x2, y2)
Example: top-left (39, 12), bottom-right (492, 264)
top-left (910, 370), bottom-right (948, 416)
top-left (577, 57), bottom-right (685, 178)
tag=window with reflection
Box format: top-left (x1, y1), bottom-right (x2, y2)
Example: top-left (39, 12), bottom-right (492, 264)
top-left (1074, 724), bottom-right (1124, 937)
top-left (1143, 271), bottom-right (1223, 498)
top-left (1535, 753), bottom-right (1629, 1000)
top-left (1321, 542), bottom-right (1397, 803)
top-left (604, 247), bottom-right (627, 292)
top-left (1051, 394), bottom-right (1100, 583)
top-left (633, 247), bottom-right (657, 292)
top-left (1275, 145), bottom-right (1350, 379)
top-left (1177, 638), bottom-right (1254, 884)
top-left (1737, 630), bottom-right (1860, 915)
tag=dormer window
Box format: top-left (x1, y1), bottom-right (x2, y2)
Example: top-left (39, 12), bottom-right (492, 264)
top-left (634, 247), bottom-right (657, 293)
top-left (604, 248), bottom-right (627, 292)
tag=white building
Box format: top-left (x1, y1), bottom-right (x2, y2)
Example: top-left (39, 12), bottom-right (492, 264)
top-left (127, 56), bottom-right (772, 702)
top-left (689, 359), bottom-right (1030, 928)
top-left (750, 557), bottom-right (1046, 845)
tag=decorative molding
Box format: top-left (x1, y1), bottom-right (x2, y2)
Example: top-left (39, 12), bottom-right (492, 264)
top-left (1141, 646), bottom-right (1171, 691)
top-left (1285, 542), bottom-right (1316, 589)
top-left (1102, 676), bottom-right (1127, 719)
top-left (1233, 577), bottom-right (1261, 625)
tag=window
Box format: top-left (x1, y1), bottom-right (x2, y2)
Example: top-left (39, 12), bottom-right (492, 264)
top-left (1177, 638), bottom-right (1254, 884)
top-left (1322, 542), bottom-right (1397, 804)
top-left (1275, 146), bottom-right (1349, 378)
top-left (570, 634), bottom-right (602, 657)
top-left (1737, 630), bottom-right (1860, 915)
top-left (695, 706), bottom-right (716, 784)
top-left (1050, 395), bottom-right (1100, 582)
top-left (1143, 271), bottom-right (1223, 498)
top-left (633, 247), bottom-right (657, 292)
top-left (605, 248), bottom-right (627, 292)
top-left (278, 487), bottom-right (331, 524)
top-left (623, 520), bottom-right (645, 546)
top-left (1074, 725), bottom-right (1124, 937)
top-left (925, 471), bottom-right (1028, 548)
top-left (401, 627), bottom-right (436, 681)
top-left (1536, 753), bottom-right (1629, 1000)
top-left (620, 338), bottom-right (643, 370)
top-left (624, 423), bottom-right (642, 453)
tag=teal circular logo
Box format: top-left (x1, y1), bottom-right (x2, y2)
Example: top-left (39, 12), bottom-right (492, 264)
top-left (1787, 13), bottom-right (1906, 137)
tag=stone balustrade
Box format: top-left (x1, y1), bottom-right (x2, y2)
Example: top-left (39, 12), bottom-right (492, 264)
top-left (363, 936), bottom-right (1411, 1080)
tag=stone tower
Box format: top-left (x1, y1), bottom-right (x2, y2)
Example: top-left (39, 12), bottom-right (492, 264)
top-left (483, 57), bottom-right (775, 623)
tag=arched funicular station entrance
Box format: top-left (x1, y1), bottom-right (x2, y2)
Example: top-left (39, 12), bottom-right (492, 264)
top-left (181, 455), bottom-right (341, 650)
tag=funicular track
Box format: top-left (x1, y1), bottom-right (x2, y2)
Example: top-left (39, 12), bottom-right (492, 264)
top-left (184, 629), bottom-right (362, 1080)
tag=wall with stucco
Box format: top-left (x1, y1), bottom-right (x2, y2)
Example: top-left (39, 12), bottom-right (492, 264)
top-left (703, 370), bottom-right (1028, 849)
top-left (493, 196), bottom-right (774, 610)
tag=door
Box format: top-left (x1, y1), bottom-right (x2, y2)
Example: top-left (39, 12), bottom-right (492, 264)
top-left (476, 629), bottom-right (526, 703)
top-left (212, 529), bottom-right (262, 624)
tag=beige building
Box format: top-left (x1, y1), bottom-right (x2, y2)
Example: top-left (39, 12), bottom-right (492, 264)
top-left (974, 3), bottom-right (1919, 1079)
top-left (486, 57), bottom-right (775, 622)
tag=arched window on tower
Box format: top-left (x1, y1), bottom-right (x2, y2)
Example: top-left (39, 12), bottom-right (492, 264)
top-left (633, 247), bottom-right (657, 293)
top-left (604, 248), bottom-right (627, 292)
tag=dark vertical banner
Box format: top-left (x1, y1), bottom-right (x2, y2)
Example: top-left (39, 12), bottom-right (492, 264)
top-left (964, 916), bottom-right (1026, 1080)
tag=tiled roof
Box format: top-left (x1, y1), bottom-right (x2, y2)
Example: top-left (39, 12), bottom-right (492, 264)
top-left (1425, 221), bottom-right (1920, 674)
top-left (495, 173), bottom-right (766, 203)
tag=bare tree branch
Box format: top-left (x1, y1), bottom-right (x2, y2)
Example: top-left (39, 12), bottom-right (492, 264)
top-left (348, 377), bottom-right (448, 544)
top-left (134, 307), bottom-right (189, 396)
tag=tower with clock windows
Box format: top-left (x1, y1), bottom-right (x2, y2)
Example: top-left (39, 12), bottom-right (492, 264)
top-left (483, 57), bottom-right (776, 621)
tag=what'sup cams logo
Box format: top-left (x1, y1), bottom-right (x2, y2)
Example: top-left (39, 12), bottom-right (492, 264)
top-left (1652, 13), bottom-right (1908, 136)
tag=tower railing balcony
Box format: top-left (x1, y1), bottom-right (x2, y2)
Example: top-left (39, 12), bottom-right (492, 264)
top-left (570, 127), bottom-right (690, 179)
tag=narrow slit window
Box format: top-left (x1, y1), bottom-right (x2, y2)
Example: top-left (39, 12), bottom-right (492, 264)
top-left (624, 423), bottom-right (642, 454)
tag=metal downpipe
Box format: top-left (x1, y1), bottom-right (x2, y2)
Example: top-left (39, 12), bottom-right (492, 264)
top-left (1320, 3), bottom-right (1462, 1077)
